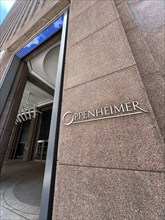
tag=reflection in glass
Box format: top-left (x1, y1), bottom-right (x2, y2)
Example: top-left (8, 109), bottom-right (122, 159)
top-left (16, 15), bottom-right (64, 58)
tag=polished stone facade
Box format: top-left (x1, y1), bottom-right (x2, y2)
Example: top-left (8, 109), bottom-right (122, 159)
top-left (52, 1), bottom-right (165, 219)
top-left (0, 1), bottom-right (164, 219)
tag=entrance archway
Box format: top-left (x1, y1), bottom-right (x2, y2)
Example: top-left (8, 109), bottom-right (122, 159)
top-left (0, 11), bottom-right (68, 220)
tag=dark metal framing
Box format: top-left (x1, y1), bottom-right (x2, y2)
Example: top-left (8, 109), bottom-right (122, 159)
top-left (39, 10), bottom-right (68, 220)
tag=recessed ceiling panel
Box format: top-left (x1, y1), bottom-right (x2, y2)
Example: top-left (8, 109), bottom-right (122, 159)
top-left (28, 44), bottom-right (60, 87)
top-left (19, 81), bottom-right (53, 111)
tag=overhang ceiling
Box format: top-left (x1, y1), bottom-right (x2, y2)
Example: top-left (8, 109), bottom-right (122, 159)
top-left (28, 43), bottom-right (60, 88)
top-left (18, 43), bottom-right (60, 113)
top-left (20, 81), bottom-right (53, 109)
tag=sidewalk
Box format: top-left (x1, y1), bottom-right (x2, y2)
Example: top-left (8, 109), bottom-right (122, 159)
top-left (0, 160), bottom-right (45, 220)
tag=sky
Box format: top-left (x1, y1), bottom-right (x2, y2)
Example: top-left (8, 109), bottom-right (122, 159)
top-left (0, 0), bottom-right (15, 24)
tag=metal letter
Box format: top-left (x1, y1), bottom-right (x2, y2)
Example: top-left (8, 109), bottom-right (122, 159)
top-left (88, 110), bottom-right (95, 117)
top-left (132, 101), bottom-right (148, 112)
top-left (83, 111), bottom-right (88, 119)
top-left (74, 112), bottom-right (79, 121)
top-left (109, 106), bottom-right (113, 114)
top-left (125, 103), bottom-right (132, 112)
top-left (62, 111), bottom-right (74, 126)
top-left (113, 104), bottom-right (125, 114)
top-left (95, 108), bottom-right (104, 117)
top-left (104, 107), bottom-right (110, 115)
top-left (79, 112), bottom-right (83, 120)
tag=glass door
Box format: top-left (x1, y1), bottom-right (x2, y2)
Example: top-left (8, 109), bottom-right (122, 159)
top-left (35, 140), bottom-right (48, 160)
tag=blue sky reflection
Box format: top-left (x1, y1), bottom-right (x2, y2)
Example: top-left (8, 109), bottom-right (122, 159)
top-left (16, 15), bottom-right (64, 58)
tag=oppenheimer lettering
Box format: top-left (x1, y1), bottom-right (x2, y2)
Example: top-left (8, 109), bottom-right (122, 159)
top-left (62, 101), bottom-right (148, 126)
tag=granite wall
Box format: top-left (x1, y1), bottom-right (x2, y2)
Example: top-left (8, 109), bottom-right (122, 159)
top-left (52, 1), bottom-right (165, 219)
top-left (115, 0), bottom-right (165, 140)
top-left (0, 0), bottom-right (164, 218)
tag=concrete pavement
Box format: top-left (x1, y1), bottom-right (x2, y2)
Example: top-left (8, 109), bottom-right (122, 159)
top-left (0, 160), bottom-right (45, 220)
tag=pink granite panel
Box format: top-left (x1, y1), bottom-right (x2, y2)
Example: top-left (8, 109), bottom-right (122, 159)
top-left (53, 165), bottom-right (165, 220)
top-left (58, 65), bottom-right (165, 171)
top-left (68, 0), bottom-right (119, 48)
top-left (69, 0), bottom-right (99, 21)
top-left (65, 20), bottom-right (135, 89)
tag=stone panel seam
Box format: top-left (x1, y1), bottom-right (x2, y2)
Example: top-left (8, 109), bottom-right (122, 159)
top-left (64, 63), bottom-right (137, 91)
top-left (59, 163), bottom-right (165, 173)
top-left (115, 1), bottom-right (139, 33)
top-left (69, 0), bottom-right (99, 23)
top-left (114, 0), bottom-right (126, 7)
top-left (127, 28), bottom-right (165, 139)
top-left (144, 24), bottom-right (165, 34)
top-left (125, 25), bottom-right (137, 33)
top-left (67, 17), bottom-right (120, 50)
top-left (126, 0), bottom-right (147, 7)
top-left (126, 24), bottom-right (165, 35)
top-left (115, 1), bottom-right (165, 143)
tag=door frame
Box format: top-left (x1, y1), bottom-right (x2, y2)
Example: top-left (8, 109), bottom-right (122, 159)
top-left (0, 10), bottom-right (68, 220)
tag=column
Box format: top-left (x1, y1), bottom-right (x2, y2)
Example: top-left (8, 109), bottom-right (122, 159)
top-left (0, 62), bottom-right (28, 173)
top-left (52, 1), bottom-right (164, 219)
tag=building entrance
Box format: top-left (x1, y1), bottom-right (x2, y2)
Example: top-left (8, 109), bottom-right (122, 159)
top-left (35, 140), bottom-right (48, 160)
top-left (0, 10), bottom-right (68, 219)
top-left (8, 106), bottom-right (52, 162)
top-left (0, 39), bottom-right (60, 219)
top-left (5, 40), bottom-right (59, 162)
top-left (35, 109), bottom-right (52, 160)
